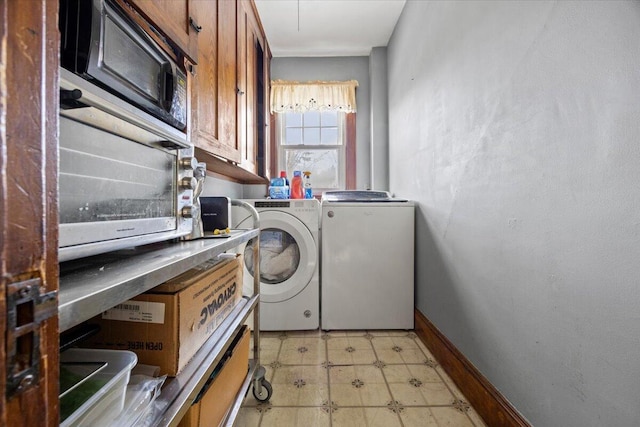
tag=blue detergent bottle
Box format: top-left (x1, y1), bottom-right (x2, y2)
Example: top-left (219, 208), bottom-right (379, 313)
top-left (279, 170), bottom-right (290, 198)
top-left (303, 171), bottom-right (313, 199)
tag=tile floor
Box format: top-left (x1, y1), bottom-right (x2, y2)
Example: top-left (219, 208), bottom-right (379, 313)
top-left (237, 330), bottom-right (487, 427)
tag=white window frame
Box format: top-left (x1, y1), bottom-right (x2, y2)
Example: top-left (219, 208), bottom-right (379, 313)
top-left (276, 111), bottom-right (347, 192)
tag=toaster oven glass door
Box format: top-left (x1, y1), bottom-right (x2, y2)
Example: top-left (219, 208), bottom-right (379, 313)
top-left (59, 116), bottom-right (177, 248)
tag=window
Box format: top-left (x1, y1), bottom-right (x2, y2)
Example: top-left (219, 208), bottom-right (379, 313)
top-left (277, 110), bottom-right (346, 192)
top-left (270, 80), bottom-right (358, 192)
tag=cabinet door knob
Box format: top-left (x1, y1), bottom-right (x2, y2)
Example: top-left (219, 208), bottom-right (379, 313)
top-left (189, 17), bottom-right (202, 33)
top-left (237, 88), bottom-right (245, 95)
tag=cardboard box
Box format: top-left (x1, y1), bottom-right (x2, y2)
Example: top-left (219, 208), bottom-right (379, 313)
top-left (87, 254), bottom-right (243, 376)
top-left (178, 326), bottom-right (250, 427)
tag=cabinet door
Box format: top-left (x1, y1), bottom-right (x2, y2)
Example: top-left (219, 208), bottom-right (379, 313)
top-left (129, 0), bottom-right (198, 62)
top-left (238, 0), bottom-right (269, 175)
top-left (237, 0), bottom-right (252, 172)
top-left (216, 0), bottom-right (241, 163)
top-left (263, 43), bottom-right (272, 178)
top-left (190, 0), bottom-right (219, 151)
top-left (191, 0), bottom-right (241, 164)
top-left (3, 1), bottom-right (60, 426)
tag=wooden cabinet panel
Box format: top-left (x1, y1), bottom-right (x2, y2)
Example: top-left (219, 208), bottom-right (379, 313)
top-left (129, 0), bottom-right (198, 62)
top-left (243, 19), bottom-right (259, 174)
top-left (3, 0), bottom-right (60, 426)
top-left (262, 43), bottom-right (272, 178)
top-left (129, 0), bottom-right (270, 180)
top-left (237, 0), bottom-right (250, 172)
top-left (216, 0), bottom-right (241, 162)
top-left (238, 0), bottom-right (269, 176)
top-left (190, 0), bottom-right (241, 164)
top-left (190, 0), bottom-right (219, 150)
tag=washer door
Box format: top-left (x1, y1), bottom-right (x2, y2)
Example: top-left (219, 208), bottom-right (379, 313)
top-left (237, 210), bottom-right (317, 303)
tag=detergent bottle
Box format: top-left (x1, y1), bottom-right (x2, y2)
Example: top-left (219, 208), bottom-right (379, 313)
top-left (279, 170), bottom-right (289, 187)
top-left (303, 171), bottom-right (313, 199)
top-left (278, 170), bottom-right (290, 199)
top-left (291, 170), bottom-right (304, 199)
top-left (269, 171), bottom-right (289, 199)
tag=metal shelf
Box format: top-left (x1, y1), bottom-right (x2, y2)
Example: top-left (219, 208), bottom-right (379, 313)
top-left (222, 359), bottom-right (260, 427)
top-left (147, 295), bottom-right (259, 427)
top-left (58, 201), bottom-right (266, 426)
top-left (58, 229), bottom-right (259, 332)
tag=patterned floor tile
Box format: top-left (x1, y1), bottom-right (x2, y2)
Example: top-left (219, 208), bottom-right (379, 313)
top-left (329, 365), bottom-right (391, 406)
top-left (436, 365), bottom-right (470, 400)
top-left (269, 365), bottom-right (330, 406)
top-left (327, 336), bottom-right (375, 350)
top-left (238, 329), bottom-right (485, 427)
top-left (234, 407), bottom-right (262, 426)
top-left (372, 336), bottom-right (432, 364)
top-left (429, 406), bottom-right (476, 426)
top-left (278, 337), bottom-right (326, 365)
top-left (260, 407), bottom-right (331, 427)
top-left (397, 407), bottom-right (439, 426)
top-left (328, 346), bottom-right (377, 365)
top-left (268, 381), bottom-right (329, 406)
top-left (467, 407), bottom-right (489, 427)
top-left (331, 407), bottom-right (404, 427)
top-left (388, 380), bottom-right (455, 406)
top-left (382, 363), bottom-right (442, 384)
top-left (285, 328), bottom-right (324, 338)
top-left (366, 329), bottom-right (413, 337)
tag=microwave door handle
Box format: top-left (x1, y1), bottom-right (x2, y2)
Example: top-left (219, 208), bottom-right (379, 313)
top-left (160, 64), bottom-right (174, 112)
top-left (60, 88), bottom-right (89, 110)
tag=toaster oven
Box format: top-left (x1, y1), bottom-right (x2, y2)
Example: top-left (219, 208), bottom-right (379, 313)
top-left (58, 68), bottom-right (196, 262)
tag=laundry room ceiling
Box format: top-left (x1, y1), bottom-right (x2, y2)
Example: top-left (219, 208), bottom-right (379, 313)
top-left (253, 0), bottom-right (406, 57)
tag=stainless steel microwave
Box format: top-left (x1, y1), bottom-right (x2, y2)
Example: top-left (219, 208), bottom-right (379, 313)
top-left (58, 69), bottom-right (196, 262)
top-left (59, 0), bottom-right (187, 130)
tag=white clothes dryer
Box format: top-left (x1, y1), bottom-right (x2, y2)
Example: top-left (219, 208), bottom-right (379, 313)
top-left (233, 199), bottom-right (320, 331)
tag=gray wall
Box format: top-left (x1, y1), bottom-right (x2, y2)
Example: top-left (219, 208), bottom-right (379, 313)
top-left (370, 47), bottom-right (390, 191)
top-left (388, 1), bottom-right (640, 426)
top-left (202, 174), bottom-right (243, 199)
top-left (202, 176), bottom-right (266, 199)
top-left (271, 57), bottom-right (371, 190)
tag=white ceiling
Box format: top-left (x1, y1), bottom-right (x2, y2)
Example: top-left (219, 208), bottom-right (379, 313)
top-left (253, 0), bottom-right (406, 57)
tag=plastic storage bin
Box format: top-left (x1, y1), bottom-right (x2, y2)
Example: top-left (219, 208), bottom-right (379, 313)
top-left (60, 348), bottom-right (137, 427)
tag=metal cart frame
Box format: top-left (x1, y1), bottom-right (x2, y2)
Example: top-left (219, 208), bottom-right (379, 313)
top-left (58, 200), bottom-right (272, 426)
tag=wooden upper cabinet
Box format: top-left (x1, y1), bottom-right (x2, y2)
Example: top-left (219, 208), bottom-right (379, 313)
top-left (190, 0), bottom-right (242, 165)
top-left (238, 0), bottom-right (264, 174)
top-left (237, 0), bottom-right (250, 172)
top-left (189, 0), bottom-right (221, 154)
top-left (191, 0), bottom-right (270, 182)
top-left (128, 0), bottom-right (199, 63)
top-left (215, 0), bottom-right (241, 163)
top-left (238, 0), bottom-right (269, 176)
top-left (129, 0), bottom-right (269, 178)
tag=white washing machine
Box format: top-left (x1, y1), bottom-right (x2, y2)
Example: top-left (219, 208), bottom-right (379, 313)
top-left (233, 199), bottom-right (320, 331)
top-left (321, 191), bottom-right (415, 330)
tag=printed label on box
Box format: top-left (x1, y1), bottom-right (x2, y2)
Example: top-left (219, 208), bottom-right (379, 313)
top-left (196, 267), bottom-right (239, 332)
top-left (102, 300), bottom-right (166, 324)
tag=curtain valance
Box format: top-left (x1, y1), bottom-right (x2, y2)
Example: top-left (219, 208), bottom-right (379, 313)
top-left (270, 79), bottom-right (358, 113)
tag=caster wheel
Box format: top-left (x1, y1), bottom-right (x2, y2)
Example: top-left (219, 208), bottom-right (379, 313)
top-left (253, 378), bottom-right (272, 402)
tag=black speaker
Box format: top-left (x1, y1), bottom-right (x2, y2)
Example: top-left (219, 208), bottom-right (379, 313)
top-left (200, 197), bottom-right (231, 234)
